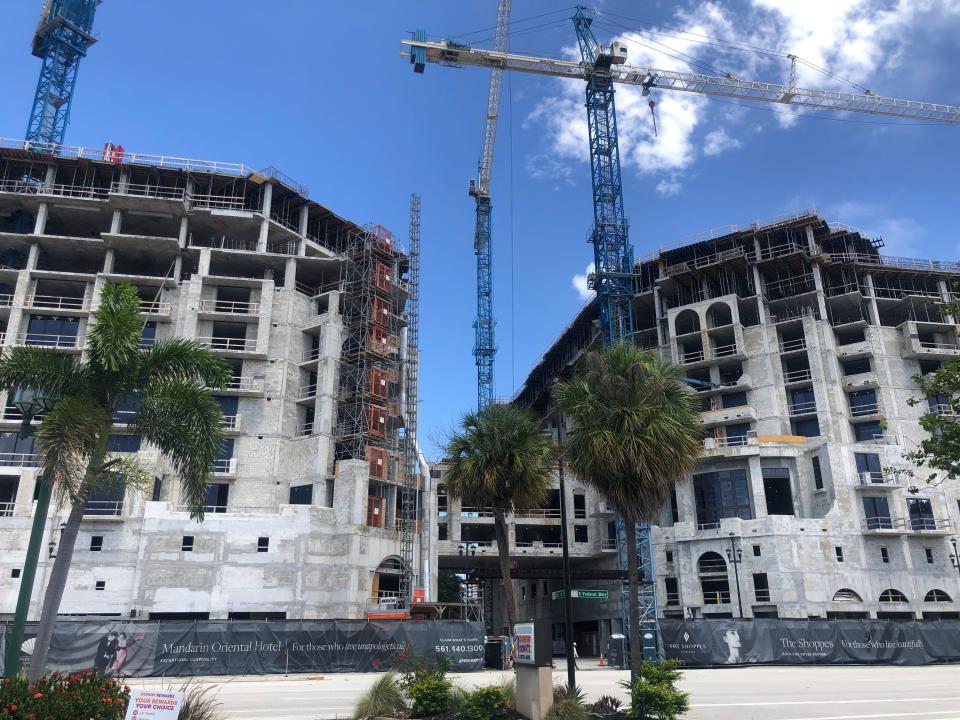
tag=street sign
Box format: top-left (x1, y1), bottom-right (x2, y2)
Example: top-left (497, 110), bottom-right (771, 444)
top-left (551, 589), bottom-right (609, 600)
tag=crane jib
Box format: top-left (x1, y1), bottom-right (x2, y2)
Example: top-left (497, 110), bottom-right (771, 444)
top-left (401, 39), bottom-right (960, 124)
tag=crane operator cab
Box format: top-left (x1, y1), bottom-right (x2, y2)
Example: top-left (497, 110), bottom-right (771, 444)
top-left (594, 40), bottom-right (628, 70)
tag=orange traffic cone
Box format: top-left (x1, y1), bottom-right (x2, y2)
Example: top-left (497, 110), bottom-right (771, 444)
top-left (599, 653), bottom-right (605, 667)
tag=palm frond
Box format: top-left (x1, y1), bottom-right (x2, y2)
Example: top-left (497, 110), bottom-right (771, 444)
top-left (98, 454), bottom-right (153, 494)
top-left (87, 284), bottom-right (144, 373)
top-left (34, 395), bottom-right (111, 503)
top-left (0, 347), bottom-right (87, 398)
top-left (554, 342), bottom-right (703, 523)
top-left (130, 378), bottom-right (225, 520)
top-left (138, 338), bottom-right (233, 389)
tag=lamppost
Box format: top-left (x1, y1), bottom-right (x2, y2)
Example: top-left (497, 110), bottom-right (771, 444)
top-left (725, 533), bottom-right (744, 619)
top-left (4, 388), bottom-right (57, 678)
top-left (553, 406), bottom-right (576, 691)
top-left (950, 538), bottom-right (960, 578)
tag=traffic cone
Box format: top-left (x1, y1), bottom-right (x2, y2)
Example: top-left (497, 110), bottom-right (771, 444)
top-left (599, 653), bottom-right (605, 667)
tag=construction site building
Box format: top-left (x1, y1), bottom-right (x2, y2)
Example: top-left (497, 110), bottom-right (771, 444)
top-left (439, 210), bottom-right (960, 654)
top-left (0, 140), bottom-right (434, 622)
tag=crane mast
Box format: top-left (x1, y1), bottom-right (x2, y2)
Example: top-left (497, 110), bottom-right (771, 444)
top-left (469, 0), bottom-right (511, 410)
top-left (27, 0), bottom-right (101, 148)
top-left (401, 4), bottom-right (958, 661)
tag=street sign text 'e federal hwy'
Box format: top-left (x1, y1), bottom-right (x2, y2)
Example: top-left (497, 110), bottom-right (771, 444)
top-left (551, 589), bottom-right (608, 600)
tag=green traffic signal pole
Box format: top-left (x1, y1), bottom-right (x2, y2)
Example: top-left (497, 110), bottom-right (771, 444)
top-left (3, 473), bottom-right (51, 677)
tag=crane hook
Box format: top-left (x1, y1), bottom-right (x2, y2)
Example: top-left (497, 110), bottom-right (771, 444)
top-left (648, 98), bottom-right (658, 138)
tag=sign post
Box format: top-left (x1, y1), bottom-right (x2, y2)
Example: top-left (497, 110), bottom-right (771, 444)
top-left (513, 620), bottom-right (553, 720)
top-left (124, 689), bottom-right (183, 720)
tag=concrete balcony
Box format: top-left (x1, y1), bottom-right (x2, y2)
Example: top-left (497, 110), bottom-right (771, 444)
top-left (854, 472), bottom-right (905, 489)
top-left (197, 336), bottom-right (262, 357)
top-left (711, 342), bottom-right (744, 360)
top-left (843, 372), bottom-right (879, 391)
top-left (788, 400), bottom-right (817, 417)
top-left (0, 501), bottom-right (15, 517)
top-left (599, 538), bottom-right (617, 552)
top-left (701, 405), bottom-right (756, 428)
top-left (778, 338), bottom-right (807, 354)
top-left (24, 294), bottom-right (90, 312)
top-left (296, 421), bottom-right (314, 437)
top-left (83, 500), bottom-right (124, 519)
top-left (296, 384), bottom-right (318, 402)
top-left (198, 299), bottom-right (261, 317)
top-left (835, 341), bottom-right (873, 360)
top-left (139, 301), bottom-right (172, 317)
top-left (861, 515), bottom-right (909, 534)
top-left (299, 347), bottom-right (322, 365)
top-left (849, 401), bottom-right (882, 420)
top-left (221, 414), bottom-right (241, 433)
top-left (216, 376), bottom-right (264, 395)
top-left (513, 508), bottom-right (562, 521)
top-left (783, 368), bottom-right (813, 386)
top-left (592, 500), bottom-right (616, 517)
top-left (908, 518), bottom-right (953, 535)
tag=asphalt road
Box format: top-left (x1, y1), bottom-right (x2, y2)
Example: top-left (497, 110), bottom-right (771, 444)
top-left (129, 665), bottom-right (960, 720)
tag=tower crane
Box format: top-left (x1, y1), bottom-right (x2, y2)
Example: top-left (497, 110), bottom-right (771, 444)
top-left (26, 0), bottom-right (101, 148)
top-left (402, 5), bottom-right (960, 660)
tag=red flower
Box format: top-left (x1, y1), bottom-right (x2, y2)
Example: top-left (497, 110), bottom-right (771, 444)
top-left (32, 692), bottom-right (42, 699)
top-left (103, 698), bottom-right (113, 703)
top-left (10, 705), bottom-right (18, 711)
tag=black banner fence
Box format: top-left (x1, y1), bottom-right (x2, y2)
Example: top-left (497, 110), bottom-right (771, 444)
top-left (1, 619), bottom-right (485, 677)
top-left (661, 619), bottom-right (960, 666)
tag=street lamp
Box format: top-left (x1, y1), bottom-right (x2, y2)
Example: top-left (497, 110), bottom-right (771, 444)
top-left (725, 533), bottom-right (744, 619)
top-left (552, 402), bottom-right (576, 692)
top-left (4, 388), bottom-right (57, 677)
top-left (950, 538), bottom-right (960, 577)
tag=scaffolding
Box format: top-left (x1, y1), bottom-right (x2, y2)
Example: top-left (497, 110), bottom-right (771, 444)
top-left (399, 194), bottom-right (422, 604)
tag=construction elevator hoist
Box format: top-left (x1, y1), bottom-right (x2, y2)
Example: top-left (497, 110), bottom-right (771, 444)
top-left (404, 5), bottom-right (960, 657)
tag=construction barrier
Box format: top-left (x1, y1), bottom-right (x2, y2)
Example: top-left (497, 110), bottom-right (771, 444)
top-left (1, 619), bottom-right (485, 677)
top-left (661, 619), bottom-right (960, 666)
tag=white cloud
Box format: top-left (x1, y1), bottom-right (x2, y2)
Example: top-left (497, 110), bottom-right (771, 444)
top-left (525, 1), bottom-right (957, 186)
top-left (572, 262), bottom-right (595, 300)
top-left (703, 128), bottom-right (742, 156)
top-left (824, 199), bottom-right (926, 256)
top-left (656, 178), bottom-right (682, 197)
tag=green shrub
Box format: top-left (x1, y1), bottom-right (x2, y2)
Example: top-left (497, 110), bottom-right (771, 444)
top-left (353, 672), bottom-right (408, 720)
top-left (622, 660), bottom-right (689, 720)
top-left (544, 697), bottom-right (588, 720)
top-left (0, 671), bottom-right (130, 719)
top-left (552, 683), bottom-right (585, 705)
top-left (460, 685), bottom-right (510, 720)
top-left (406, 674), bottom-right (451, 717)
top-left (591, 695), bottom-right (623, 716)
top-left (498, 678), bottom-right (516, 708)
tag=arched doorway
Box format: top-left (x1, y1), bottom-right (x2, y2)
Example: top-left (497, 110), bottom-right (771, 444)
top-left (372, 556), bottom-right (405, 608)
top-left (698, 551), bottom-right (730, 606)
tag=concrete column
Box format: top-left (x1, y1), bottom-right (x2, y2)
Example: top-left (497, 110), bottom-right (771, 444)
top-left (198, 248), bottom-right (211, 276)
top-left (752, 265), bottom-right (768, 324)
top-left (109, 210), bottom-right (122, 234)
top-left (299, 205), bottom-right (309, 236)
top-left (284, 258), bottom-right (297, 291)
top-left (747, 456), bottom-right (767, 519)
top-left (804, 225), bottom-right (817, 254)
top-left (5, 270), bottom-right (32, 345)
top-left (103, 248), bottom-right (115, 274)
top-left (257, 183), bottom-right (274, 253)
top-left (118, 169), bottom-right (131, 193)
top-left (26, 243), bottom-right (39, 271)
top-left (43, 165), bottom-right (56, 185)
top-left (33, 204), bottom-right (48, 235)
top-left (178, 216), bottom-right (189, 248)
top-left (809, 264), bottom-right (829, 321)
top-left (863, 274), bottom-right (881, 326)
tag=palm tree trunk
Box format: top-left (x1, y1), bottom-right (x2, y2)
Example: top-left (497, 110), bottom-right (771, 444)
top-left (625, 518), bottom-right (642, 682)
top-left (28, 430), bottom-right (110, 681)
top-left (492, 508), bottom-right (517, 632)
top-left (27, 499), bottom-right (85, 681)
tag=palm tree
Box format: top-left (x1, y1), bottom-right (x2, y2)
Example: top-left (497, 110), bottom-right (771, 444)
top-left (443, 403), bottom-right (556, 631)
top-left (0, 283), bottom-right (231, 680)
top-left (553, 342), bottom-right (702, 679)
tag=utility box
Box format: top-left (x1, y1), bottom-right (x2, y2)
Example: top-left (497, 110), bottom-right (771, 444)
top-left (606, 633), bottom-right (626, 669)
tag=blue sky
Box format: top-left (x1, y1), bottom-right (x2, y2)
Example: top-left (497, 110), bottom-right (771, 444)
top-left (2, 1), bottom-right (959, 456)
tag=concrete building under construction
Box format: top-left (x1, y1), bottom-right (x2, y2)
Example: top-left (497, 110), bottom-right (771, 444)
top-left (439, 210), bottom-right (960, 654)
top-left (0, 140), bottom-right (434, 622)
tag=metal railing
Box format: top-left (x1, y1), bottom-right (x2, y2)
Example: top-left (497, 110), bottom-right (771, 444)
top-left (928, 402), bottom-right (957, 416)
top-left (862, 516), bottom-right (906, 531)
top-left (758, 241), bottom-right (807, 261)
top-left (25, 294), bottom-right (88, 310)
top-left (514, 508), bottom-right (562, 519)
top-left (0, 294), bottom-right (13, 307)
top-left (178, 503), bottom-right (228, 514)
top-left (221, 414), bottom-right (240, 431)
top-left (828, 252), bottom-right (960, 273)
top-left (270, 212), bottom-right (301, 234)
top-left (222, 376), bottom-right (262, 392)
top-left (703, 590), bottom-right (732, 605)
top-left (697, 521), bottom-right (722, 530)
top-left (460, 507), bottom-right (494, 518)
top-left (713, 343), bottom-right (738, 357)
top-left (705, 435), bottom-right (750, 448)
top-left (188, 193), bottom-right (247, 211)
top-left (297, 384), bottom-right (318, 400)
top-left (297, 422), bottom-right (313, 437)
top-left (17, 333), bottom-right (81, 349)
top-left (665, 592), bottom-right (681, 607)
top-left (600, 538), bottom-right (617, 551)
top-left (681, 350), bottom-right (705, 364)
top-left (109, 180), bottom-right (186, 201)
top-left (918, 340), bottom-right (960, 351)
top-left (0, 501), bottom-right (14, 517)
top-left (198, 299), bottom-right (260, 315)
top-left (754, 588), bottom-right (772, 603)
top-left (197, 336), bottom-right (258, 352)
top-left (139, 301), bottom-right (171, 315)
top-left (857, 471), bottom-right (897, 486)
top-left (784, 369), bottom-right (813, 383)
top-left (665, 246), bottom-right (748, 275)
top-left (84, 500), bottom-right (123, 517)
top-left (910, 517), bottom-right (952, 532)
top-left (788, 399), bottom-right (817, 415)
top-left (214, 458), bottom-right (237, 475)
top-left (301, 347), bottom-right (322, 363)
top-left (850, 402), bottom-right (879, 417)
top-left (779, 338), bottom-right (807, 352)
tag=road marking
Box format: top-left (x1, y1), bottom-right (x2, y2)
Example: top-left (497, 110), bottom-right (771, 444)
top-left (775, 713), bottom-right (960, 720)
top-left (693, 698), bottom-right (960, 707)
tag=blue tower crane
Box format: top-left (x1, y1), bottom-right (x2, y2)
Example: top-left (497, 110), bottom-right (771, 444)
top-left (26, 0), bottom-right (101, 149)
top-left (571, 6), bottom-right (656, 660)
